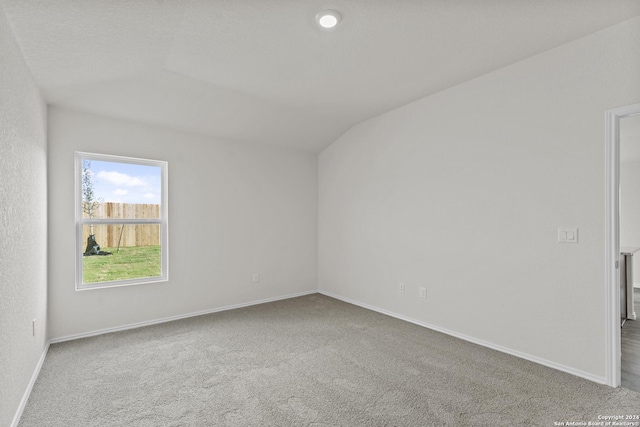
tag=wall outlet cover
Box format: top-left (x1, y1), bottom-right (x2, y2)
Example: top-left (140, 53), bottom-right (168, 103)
top-left (558, 227), bottom-right (578, 243)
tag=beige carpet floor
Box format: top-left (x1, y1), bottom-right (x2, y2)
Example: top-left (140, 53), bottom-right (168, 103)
top-left (18, 294), bottom-right (640, 426)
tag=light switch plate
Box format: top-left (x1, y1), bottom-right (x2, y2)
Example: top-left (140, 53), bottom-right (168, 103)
top-left (558, 227), bottom-right (578, 243)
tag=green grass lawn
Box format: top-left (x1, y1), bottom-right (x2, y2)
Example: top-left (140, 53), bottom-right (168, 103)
top-left (83, 245), bottom-right (161, 284)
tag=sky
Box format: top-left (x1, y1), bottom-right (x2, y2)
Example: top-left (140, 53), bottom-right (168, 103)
top-left (85, 160), bottom-right (161, 205)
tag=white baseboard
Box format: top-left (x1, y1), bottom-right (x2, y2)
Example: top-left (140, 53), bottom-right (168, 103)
top-left (317, 289), bottom-right (607, 385)
top-left (50, 289), bottom-right (317, 344)
top-left (11, 341), bottom-right (50, 427)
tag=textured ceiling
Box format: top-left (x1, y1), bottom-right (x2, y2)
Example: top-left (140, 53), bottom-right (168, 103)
top-left (2, 0), bottom-right (640, 152)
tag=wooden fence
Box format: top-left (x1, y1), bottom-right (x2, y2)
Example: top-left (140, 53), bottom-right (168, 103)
top-left (83, 203), bottom-right (160, 248)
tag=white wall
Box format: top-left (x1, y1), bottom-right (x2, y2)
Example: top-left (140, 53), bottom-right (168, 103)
top-left (620, 160), bottom-right (640, 285)
top-left (48, 107), bottom-right (317, 339)
top-left (0, 9), bottom-right (48, 427)
top-left (319, 16), bottom-right (640, 381)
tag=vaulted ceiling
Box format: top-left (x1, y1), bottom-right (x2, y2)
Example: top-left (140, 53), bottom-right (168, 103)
top-left (2, 0), bottom-right (640, 152)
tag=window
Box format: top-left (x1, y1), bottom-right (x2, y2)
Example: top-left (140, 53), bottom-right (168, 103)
top-left (75, 152), bottom-right (168, 290)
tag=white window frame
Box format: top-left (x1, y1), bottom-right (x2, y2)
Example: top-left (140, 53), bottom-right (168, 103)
top-left (75, 152), bottom-right (168, 290)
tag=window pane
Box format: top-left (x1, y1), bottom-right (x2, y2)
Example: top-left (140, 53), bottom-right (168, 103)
top-left (82, 224), bottom-right (161, 284)
top-left (81, 159), bottom-right (162, 219)
top-left (77, 152), bottom-right (167, 290)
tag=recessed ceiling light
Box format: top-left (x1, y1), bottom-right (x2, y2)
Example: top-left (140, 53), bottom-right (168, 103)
top-left (316, 10), bottom-right (341, 29)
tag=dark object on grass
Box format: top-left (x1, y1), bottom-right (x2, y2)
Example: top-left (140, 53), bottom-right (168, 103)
top-left (83, 234), bottom-right (112, 256)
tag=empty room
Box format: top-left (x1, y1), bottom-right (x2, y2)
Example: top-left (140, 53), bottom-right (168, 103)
top-left (2, 1), bottom-right (640, 426)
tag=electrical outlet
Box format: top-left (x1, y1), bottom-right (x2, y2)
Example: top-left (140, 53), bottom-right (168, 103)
top-left (399, 282), bottom-right (405, 294)
top-left (32, 319), bottom-right (36, 336)
top-left (252, 273), bottom-right (260, 283)
top-left (419, 287), bottom-right (427, 299)
top-left (558, 227), bottom-right (578, 243)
